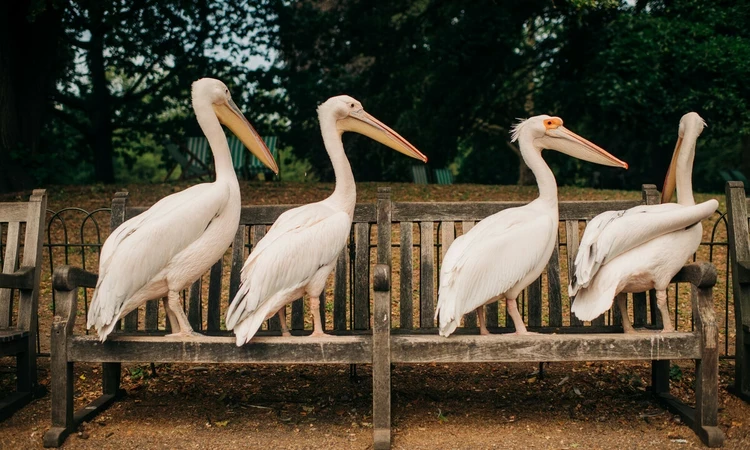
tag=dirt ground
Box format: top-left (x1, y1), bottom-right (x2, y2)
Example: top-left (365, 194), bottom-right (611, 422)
top-left (1, 357), bottom-right (749, 449)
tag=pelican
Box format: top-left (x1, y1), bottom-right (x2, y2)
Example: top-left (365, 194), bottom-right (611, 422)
top-left (569, 112), bottom-right (718, 332)
top-left (436, 115), bottom-right (628, 337)
top-left (87, 78), bottom-right (278, 341)
top-left (226, 95), bottom-right (427, 346)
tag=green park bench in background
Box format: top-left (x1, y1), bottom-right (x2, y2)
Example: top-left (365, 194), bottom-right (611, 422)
top-left (164, 135), bottom-right (279, 181)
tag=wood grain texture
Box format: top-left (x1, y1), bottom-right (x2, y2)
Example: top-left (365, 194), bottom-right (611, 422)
top-left (354, 223), bottom-right (370, 330)
top-left (400, 222), bottom-right (414, 329)
top-left (419, 221), bottom-right (435, 328)
top-left (566, 220), bottom-right (582, 327)
top-left (67, 335), bottom-right (372, 364)
top-left (391, 332), bottom-right (701, 363)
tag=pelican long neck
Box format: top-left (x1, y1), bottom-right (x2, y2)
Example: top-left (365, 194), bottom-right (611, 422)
top-left (193, 98), bottom-right (236, 184)
top-left (675, 132), bottom-right (697, 206)
top-left (518, 134), bottom-right (558, 205)
top-left (319, 112), bottom-right (356, 216)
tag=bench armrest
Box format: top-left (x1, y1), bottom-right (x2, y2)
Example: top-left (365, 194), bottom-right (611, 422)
top-left (673, 262), bottom-right (719, 349)
top-left (670, 262), bottom-right (717, 288)
top-left (52, 266), bottom-right (99, 334)
top-left (0, 266), bottom-right (35, 290)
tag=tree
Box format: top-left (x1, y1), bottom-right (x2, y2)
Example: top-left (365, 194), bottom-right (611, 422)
top-left (0, 0), bottom-right (65, 193)
top-left (52, 0), bottom-right (271, 183)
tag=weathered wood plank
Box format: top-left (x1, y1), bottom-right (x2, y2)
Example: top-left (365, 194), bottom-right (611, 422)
top-left (528, 277), bottom-right (542, 328)
top-left (460, 221), bottom-right (480, 328)
top-left (547, 235), bottom-right (563, 327)
top-left (0, 221), bottom-right (20, 328)
top-left (188, 278), bottom-right (202, 331)
top-left (333, 248), bottom-right (348, 331)
top-left (391, 332), bottom-right (701, 363)
top-left (420, 221), bottom-right (435, 327)
top-left (292, 299), bottom-right (304, 331)
top-left (400, 222), bottom-right (414, 329)
top-left (354, 222), bottom-right (370, 330)
top-left (229, 226), bottom-right (246, 301)
top-left (372, 264), bottom-right (391, 449)
top-left (633, 292), bottom-right (647, 328)
top-left (145, 300), bottom-right (159, 331)
top-left (234, 204), bottom-right (377, 225)
top-left (392, 201), bottom-right (640, 222)
top-left (207, 260), bottom-right (222, 332)
top-left (566, 220), bottom-right (582, 327)
top-left (67, 335), bottom-right (372, 364)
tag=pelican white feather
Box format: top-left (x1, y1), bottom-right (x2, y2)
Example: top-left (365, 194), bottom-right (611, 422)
top-left (227, 95), bottom-right (427, 346)
top-left (569, 112), bottom-right (717, 332)
top-left (436, 115), bottom-right (628, 337)
top-left (87, 78), bottom-right (277, 341)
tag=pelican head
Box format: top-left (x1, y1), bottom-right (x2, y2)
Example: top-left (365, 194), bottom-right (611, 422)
top-left (319, 95), bottom-right (428, 163)
top-left (511, 115), bottom-right (628, 169)
top-left (661, 112), bottom-right (706, 203)
top-left (192, 78), bottom-right (279, 174)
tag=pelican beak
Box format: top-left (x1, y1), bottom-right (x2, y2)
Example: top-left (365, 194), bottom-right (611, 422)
top-left (338, 109), bottom-right (428, 163)
top-left (661, 135), bottom-right (682, 203)
top-left (213, 98), bottom-right (279, 174)
top-left (540, 125), bottom-right (628, 169)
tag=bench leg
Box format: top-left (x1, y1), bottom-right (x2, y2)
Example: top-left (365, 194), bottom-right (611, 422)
top-left (44, 319), bottom-right (74, 447)
top-left (372, 265), bottom-right (391, 449)
top-left (651, 360), bottom-right (670, 395)
top-left (694, 354), bottom-right (725, 447)
top-left (734, 328), bottom-right (750, 401)
top-left (0, 345), bottom-right (33, 421)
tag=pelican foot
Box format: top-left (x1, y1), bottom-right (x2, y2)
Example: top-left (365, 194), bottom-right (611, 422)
top-left (309, 331), bottom-right (330, 338)
top-left (166, 330), bottom-right (202, 339)
top-left (479, 329), bottom-right (491, 336)
top-left (509, 331), bottom-right (539, 336)
top-left (281, 330), bottom-right (292, 337)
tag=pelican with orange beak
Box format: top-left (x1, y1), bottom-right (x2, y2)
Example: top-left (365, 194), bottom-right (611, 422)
top-left (88, 78), bottom-right (278, 341)
top-left (437, 115), bottom-right (628, 336)
top-left (569, 112), bottom-right (718, 332)
top-left (226, 95), bottom-right (427, 345)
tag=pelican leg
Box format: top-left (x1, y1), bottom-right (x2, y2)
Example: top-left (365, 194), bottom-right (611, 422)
top-left (165, 291), bottom-right (200, 338)
top-left (476, 306), bottom-right (490, 335)
top-left (616, 295), bottom-right (637, 333)
top-left (162, 296), bottom-right (180, 333)
top-left (507, 298), bottom-right (535, 335)
top-left (277, 306), bottom-right (291, 337)
top-left (656, 290), bottom-right (675, 332)
top-left (309, 296), bottom-right (328, 337)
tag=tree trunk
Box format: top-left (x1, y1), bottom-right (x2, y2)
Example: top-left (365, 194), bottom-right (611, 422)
top-left (0, 1), bottom-right (63, 193)
top-left (88, 4), bottom-right (115, 184)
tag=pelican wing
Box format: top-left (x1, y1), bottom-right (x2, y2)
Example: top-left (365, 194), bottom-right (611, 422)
top-left (570, 199), bottom-right (718, 295)
top-left (225, 202), bottom-right (351, 330)
top-left (437, 210), bottom-right (554, 333)
top-left (88, 184), bottom-right (227, 330)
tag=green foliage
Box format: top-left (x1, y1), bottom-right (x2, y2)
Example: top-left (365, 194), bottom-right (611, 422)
top-left (670, 364), bottom-right (683, 381)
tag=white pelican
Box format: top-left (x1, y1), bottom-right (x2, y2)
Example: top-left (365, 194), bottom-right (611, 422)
top-left (225, 95), bottom-right (427, 346)
top-left (87, 78), bottom-right (278, 341)
top-left (436, 115), bottom-right (628, 337)
top-left (569, 112), bottom-right (718, 332)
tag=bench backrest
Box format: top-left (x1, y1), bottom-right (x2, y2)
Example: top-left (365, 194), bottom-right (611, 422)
top-left (726, 181), bottom-right (750, 330)
top-left (112, 191), bottom-right (377, 334)
top-left (377, 185), bottom-right (660, 332)
top-left (0, 189), bottom-right (46, 331)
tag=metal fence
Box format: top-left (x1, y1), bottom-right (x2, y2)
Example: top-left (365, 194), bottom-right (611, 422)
top-left (36, 205), bottom-right (736, 358)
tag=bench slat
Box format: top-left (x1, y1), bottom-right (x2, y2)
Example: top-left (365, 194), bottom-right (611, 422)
top-left (457, 222), bottom-right (478, 328)
top-left (566, 220), bottom-right (583, 326)
top-left (391, 332), bottom-right (701, 363)
top-left (0, 222), bottom-right (20, 328)
top-left (207, 261), bottom-right (222, 332)
top-left (188, 278), bottom-right (202, 331)
top-left (547, 233), bottom-right (563, 327)
top-left (229, 226), bottom-right (245, 301)
top-left (333, 248), bottom-right (347, 331)
top-left (420, 222), bottom-right (435, 327)
top-left (68, 335), bottom-right (372, 364)
top-left (400, 222), bottom-right (414, 329)
top-left (528, 277), bottom-right (542, 328)
top-left (354, 223), bottom-right (370, 330)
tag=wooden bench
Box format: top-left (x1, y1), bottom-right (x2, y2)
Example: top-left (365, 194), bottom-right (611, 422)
top-left (371, 184), bottom-right (723, 448)
top-left (725, 180), bottom-right (750, 402)
top-left (43, 190), bottom-right (385, 447)
top-left (0, 189), bottom-right (46, 421)
top-left (45, 186), bottom-right (724, 448)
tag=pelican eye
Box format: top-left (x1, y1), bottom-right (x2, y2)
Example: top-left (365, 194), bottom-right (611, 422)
top-left (350, 103), bottom-right (355, 108)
